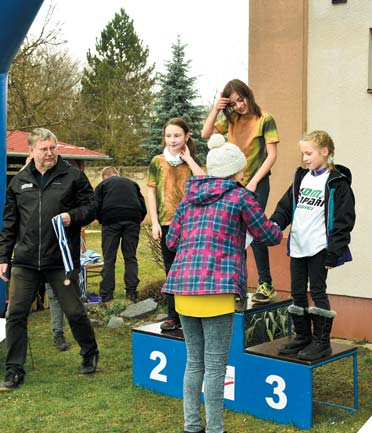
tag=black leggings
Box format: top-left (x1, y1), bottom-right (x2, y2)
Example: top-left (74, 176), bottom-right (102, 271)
top-left (290, 249), bottom-right (330, 310)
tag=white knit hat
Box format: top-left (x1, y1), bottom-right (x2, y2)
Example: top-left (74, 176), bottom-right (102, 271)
top-left (206, 134), bottom-right (247, 178)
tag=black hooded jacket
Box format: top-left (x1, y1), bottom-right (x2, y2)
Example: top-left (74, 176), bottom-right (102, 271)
top-left (0, 156), bottom-right (96, 270)
top-left (270, 165), bottom-right (355, 267)
top-left (95, 175), bottom-right (147, 226)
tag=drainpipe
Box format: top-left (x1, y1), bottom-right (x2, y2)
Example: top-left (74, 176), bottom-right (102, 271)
top-left (0, 0), bottom-right (45, 315)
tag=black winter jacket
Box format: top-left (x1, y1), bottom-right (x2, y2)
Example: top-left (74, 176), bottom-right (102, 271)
top-left (0, 156), bottom-right (96, 270)
top-left (95, 175), bottom-right (147, 226)
top-left (270, 165), bottom-right (355, 267)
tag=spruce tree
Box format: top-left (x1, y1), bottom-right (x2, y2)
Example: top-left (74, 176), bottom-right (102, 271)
top-left (142, 36), bottom-right (206, 164)
top-left (80, 8), bottom-right (155, 164)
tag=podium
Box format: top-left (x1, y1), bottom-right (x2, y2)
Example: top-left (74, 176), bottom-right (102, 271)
top-left (244, 337), bottom-right (358, 429)
top-left (132, 295), bottom-right (358, 430)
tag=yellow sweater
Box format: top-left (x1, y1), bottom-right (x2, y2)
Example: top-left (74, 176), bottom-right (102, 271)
top-left (175, 294), bottom-right (235, 317)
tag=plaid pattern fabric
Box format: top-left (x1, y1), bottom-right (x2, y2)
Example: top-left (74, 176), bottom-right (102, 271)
top-left (162, 177), bottom-right (282, 299)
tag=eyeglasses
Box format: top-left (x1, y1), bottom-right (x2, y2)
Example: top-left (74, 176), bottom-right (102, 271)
top-left (36, 146), bottom-right (58, 154)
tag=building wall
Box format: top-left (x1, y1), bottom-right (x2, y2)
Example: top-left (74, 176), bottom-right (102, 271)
top-left (248, 0), bottom-right (308, 216)
top-left (249, 1), bottom-right (372, 340)
top-left (307, 1), bottom-right (372, 299)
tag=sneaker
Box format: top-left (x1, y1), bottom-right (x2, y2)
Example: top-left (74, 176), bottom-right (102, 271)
top-left (54, 334), bottom-right (71, 352)
top-left (160, 319), bottom-right (180, 331)
top-left (251, 282), bottom-right (276, 304)
top-left (0, 372), bottom-right (24, 391)
top-left (79, 352), bottom-right (99, 374)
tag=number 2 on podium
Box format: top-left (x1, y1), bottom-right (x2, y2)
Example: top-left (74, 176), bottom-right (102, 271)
top-left (149, 350), bottom-right (167, 383)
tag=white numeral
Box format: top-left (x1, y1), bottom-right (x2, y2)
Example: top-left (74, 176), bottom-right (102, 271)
top-left (149, 350), bottom-right (167, 383)
top-left (265, 374), bottom-right (287, 410)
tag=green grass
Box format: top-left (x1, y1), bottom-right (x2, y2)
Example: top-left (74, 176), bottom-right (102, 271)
top-left (0, 227), bottom-right (371, 432)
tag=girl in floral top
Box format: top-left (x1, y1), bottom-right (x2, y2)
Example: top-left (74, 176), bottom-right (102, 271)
top-left (202, 79), bottom-right (280, 304)
top-left (162, 134), bottom-right (282, 433)
top-left (147, 118), bottom-right (203, 331)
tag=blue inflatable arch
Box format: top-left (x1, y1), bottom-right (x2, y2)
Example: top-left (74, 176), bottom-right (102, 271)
top-left (0, 0), bottom-right (45, 314)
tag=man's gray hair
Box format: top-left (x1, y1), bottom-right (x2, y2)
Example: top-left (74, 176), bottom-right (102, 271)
top-left (28, 128), bottom-right (58, 147)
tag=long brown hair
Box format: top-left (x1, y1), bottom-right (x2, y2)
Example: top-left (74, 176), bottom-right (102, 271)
top-left (222, 79), bottom-right (262, 123)
top-left (161, 118), bottom-right (196, 158)
top-left (302, 130), bottom-right (336, 171)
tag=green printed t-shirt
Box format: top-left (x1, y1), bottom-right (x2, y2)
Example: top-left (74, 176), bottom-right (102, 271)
top-left (147, 154), bottom-right (192, 226)
top-left (215, 112), bottom-right (279, 185)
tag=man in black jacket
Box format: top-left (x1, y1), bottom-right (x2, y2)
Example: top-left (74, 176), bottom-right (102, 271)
top-left (95, 166), bottom-right (147, 303)
top-left (0, 128), bottom-right (99, 391)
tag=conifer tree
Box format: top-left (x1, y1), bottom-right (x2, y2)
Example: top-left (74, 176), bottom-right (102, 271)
top-left (142, 36), bottom-right (206, 163)
top-left (80, 8), bottom-right (155, 164)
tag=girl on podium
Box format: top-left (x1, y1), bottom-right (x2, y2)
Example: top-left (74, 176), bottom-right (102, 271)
top-left (148, 118), bottom-right (203, 332)
top-left (162, 134), bottom-right (282, 433)
top-left (271, 130), bottom-right (355, 360)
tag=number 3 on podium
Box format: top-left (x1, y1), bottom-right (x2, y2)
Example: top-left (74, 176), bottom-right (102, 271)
top-left (265, 374), bottom-right (288, 410)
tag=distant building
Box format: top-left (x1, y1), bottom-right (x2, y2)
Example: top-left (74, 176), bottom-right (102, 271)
top-left (6, 130), bottom-right (110, 181)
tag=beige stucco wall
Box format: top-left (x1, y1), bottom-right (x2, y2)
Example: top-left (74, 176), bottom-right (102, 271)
top-left (307, 1), bottom-right (372, 298)
top-left (249, 0), bottom-right (308, 216)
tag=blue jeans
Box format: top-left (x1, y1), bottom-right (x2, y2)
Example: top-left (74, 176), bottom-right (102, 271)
top-left (180, 313), bottom-right (234, 433)
top-left (45, 283), bottom-right (65, 337)
top-left (251, 176), bottom-right (272, 284)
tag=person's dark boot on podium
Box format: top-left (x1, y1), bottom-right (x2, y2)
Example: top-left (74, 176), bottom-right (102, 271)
top-left (297, 307), bottom-right (336, 361)
top-left (278, 305), bottom-right (312, 354)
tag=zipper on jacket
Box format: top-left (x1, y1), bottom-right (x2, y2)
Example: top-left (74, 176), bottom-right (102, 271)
top-left (325, 172), bottom-right (342, 238)
top-left (38, 190), bottom-right (42, 270)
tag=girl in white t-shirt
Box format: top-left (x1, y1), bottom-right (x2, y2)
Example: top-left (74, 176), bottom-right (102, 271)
top-left (270, 130), bottom-right (355, 361)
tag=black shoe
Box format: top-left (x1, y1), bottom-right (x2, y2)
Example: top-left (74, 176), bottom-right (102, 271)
top-left (126, 292), bottom-right (138, 305)
top-left (160, 319), bottom-right (181, 331)
top-left (297, 341), bottom-right (332, 361)
top-left (278, 335), bottom-right (312, 354)
top-left (54, 334), bottom-right (71, 352)
top-left (0, 372), bottom-right (24, 391)
top-left (79, 352), bottom-right (99, 374)
top-left (101, 294), bottom-right (114, 303)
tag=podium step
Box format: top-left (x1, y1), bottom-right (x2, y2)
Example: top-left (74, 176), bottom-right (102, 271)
top-left (245, 336), bottom-right (357, 365)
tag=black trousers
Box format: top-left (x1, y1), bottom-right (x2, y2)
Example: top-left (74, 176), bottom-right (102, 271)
top-left (99, 221), bottom-right (140, 301)
top-left (290, 249), bottom-right (330, 310)
top-left (6, 267), bottom-right (98, 376)
top-left (160, 226), bottom-right (179, 323)
top-left (250, 176), bottom-right (272, 284)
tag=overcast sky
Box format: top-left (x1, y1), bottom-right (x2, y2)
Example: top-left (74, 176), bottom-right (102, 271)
top-left (29, 0), bottom-right (249, 106)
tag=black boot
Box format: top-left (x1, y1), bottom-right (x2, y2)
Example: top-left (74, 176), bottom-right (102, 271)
top-left (297, 307), bottom-right (336, 361)
top-left (278, 305), bottom-right (312, 354)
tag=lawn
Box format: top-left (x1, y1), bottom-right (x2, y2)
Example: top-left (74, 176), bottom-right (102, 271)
top-left (0, 226), bottom-right (371, 433)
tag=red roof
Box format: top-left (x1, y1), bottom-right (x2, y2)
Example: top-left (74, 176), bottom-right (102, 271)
top-left (7, 130), bottom-right (110, 161)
